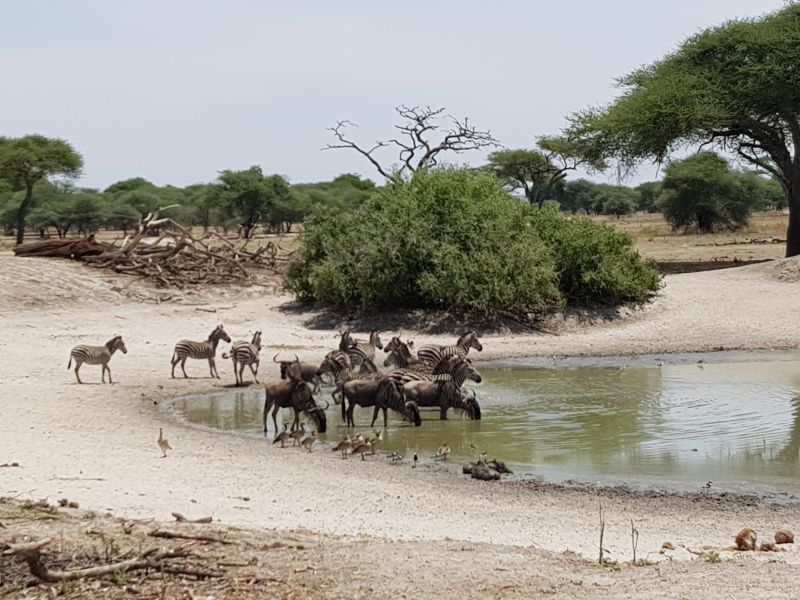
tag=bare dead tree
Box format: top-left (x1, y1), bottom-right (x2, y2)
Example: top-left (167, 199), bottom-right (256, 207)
top-left (324, 105), bottom-right (500, 179)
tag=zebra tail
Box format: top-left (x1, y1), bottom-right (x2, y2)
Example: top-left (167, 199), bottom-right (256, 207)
top-left (67, 355), bottom-right (72, 369)
top-left (222, 352), bottom-right (230, 359)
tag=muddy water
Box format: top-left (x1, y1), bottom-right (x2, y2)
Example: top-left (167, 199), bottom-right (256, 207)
top-left (166, 351), bottom-right (800, 496)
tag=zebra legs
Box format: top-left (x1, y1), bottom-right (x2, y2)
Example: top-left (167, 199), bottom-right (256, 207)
top-left (73, 361), bottom-right (83, 384)
top-left (102, 363), bottom-right (113, 384)
top-left (249, 362), bottom-right (259, 384)
top-left (208, 357), bottom-right (219, 379)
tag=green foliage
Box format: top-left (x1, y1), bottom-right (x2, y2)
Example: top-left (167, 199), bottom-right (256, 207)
top-left (0, 134), bottom-right (83, 243)
top-left (563, 4), bottom-right (800, 253)
top-left (658, 152), bottom-right (756, 232)
top-left (287, 169), bottom-right (660, 317)
top-left (217, 166), bottom-right (290, 237)
top-left (292, 173), bottom-right (376, 216)
top-left (701, 551), bottom-right (721, 564)
top-left (635, 182), bottom-right (662, 213)
top-left (558, 179), bottom-right (638, 216)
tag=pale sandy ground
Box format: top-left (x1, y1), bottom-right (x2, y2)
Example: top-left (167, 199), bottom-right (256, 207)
top-left (4, 253), bottom-right (800, 598)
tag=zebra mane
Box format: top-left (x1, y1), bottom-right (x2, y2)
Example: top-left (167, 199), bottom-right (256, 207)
top-left (457, 330), bottom-right (477, 345)
top-left (106, 335), bottom-right (122, 349)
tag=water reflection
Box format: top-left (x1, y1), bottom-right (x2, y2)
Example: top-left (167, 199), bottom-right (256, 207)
top-left (167, 354), bottom-right (800, 494)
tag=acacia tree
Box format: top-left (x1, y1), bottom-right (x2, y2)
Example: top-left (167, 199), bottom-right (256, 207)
top-left (218, 166), bottom-right (290, 238)
top-left (658, 152), bottom-right (752, 231)
top-left (563, 5), bottom-right (800, 256)
top-left (324, 105), bottom-right (499, 179)
top-left (487, 138), bottom-right (603, 207)
top-left (0, 135), bottom-right (83, 244)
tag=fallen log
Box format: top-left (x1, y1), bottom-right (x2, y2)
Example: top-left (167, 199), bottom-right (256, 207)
top-left (2, 538), bottom-right (220, 583)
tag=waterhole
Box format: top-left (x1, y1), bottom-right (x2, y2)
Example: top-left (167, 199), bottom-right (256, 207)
top-left (165, 351), bottom-right (800, 496)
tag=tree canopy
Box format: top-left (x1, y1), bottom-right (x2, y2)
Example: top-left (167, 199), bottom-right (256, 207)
top-left (0, 135), bottom-right (83, 244)
top-left (658, 152), bottom-right (753, 232)
top-left (563, 4), bottom-right (800, 255)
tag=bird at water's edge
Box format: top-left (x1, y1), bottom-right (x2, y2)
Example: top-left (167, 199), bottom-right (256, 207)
top-left (158, 428), bottom-right (172, 458)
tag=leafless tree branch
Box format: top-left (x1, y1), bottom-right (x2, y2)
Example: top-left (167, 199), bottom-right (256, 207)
top-left (323, 106), bottom-right (500, 179)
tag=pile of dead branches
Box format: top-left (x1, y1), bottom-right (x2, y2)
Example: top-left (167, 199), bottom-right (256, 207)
top-left (13, 207), bottom-right (293, 288)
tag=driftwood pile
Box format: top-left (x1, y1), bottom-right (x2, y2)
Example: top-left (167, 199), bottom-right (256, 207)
top-left (13, 207), bottom-right (289, 288)
top-left (462, 458), bottom-right (513, 481)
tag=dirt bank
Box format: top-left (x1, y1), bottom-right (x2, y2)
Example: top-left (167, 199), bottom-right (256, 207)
top-left (3, 254), bottom-right (800, 597)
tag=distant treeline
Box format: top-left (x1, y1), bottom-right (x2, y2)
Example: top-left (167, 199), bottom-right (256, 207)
top-left (0, 154), bottom-right (785, 241)
top-left (0, 169), bottom-right (376, 239)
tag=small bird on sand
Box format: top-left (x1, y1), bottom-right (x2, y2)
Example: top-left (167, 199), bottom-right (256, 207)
top-left (332, 435), bottom-right (353, 459)
top-left (350, 437), bottom-right (372, 461)
top-left (272, 423), bottom-right (290, 448)
top-left (435, 442), bottom-right (450, 461)
top-left (158, 428), bottom-right (172, 458)
top-left (301, 431), bottom-right (317, 452)
top-left (368, 430), bottom-right (383, 455)
top-left (412, 452), bottom-right (418, 468)
top-left (388, 450), bottom-right (403, 464)
top-left (703, 481), bottom-right (713, 494)
top-left (289, 422), bottom-right (306, 447)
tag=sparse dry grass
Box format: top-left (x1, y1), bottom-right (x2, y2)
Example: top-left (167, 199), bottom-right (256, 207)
top-left (592, 211), bottom-right (788, 266)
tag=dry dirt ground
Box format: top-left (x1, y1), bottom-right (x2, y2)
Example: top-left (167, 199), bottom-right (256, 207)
top-left (4, 251), bottom-right (800, 598)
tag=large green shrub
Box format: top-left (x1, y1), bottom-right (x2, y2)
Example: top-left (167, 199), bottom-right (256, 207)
top-left (286, 169), bottom-right (660, 317)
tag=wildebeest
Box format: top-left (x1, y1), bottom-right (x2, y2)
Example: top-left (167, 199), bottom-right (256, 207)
top-left (341, 377), bottom-right (421, 428)
top-left (263, 361), bottom-right (328, 434)
top-left (274, 353), bottom-right (324, 392)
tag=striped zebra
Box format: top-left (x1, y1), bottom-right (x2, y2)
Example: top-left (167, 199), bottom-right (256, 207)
top-left (316, 352), bottom-right (382, 410)
top-left (340, 330), bottom-right (383, 366)
top-left (383, 339), bottom-right (427, 371)
top-left (170, 324), bottom-right (231, 379)
top-left (416, 331), bottom-right (483, 367)
top-left (68, 335), bottom-right (127, 384)
top-left (389, 355), bottom-right (482, 387)
top-left (223, 330), bottom-right (262, 386)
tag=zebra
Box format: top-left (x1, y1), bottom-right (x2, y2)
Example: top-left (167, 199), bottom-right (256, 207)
top-left (68, 335), bottom-right (127, 384)
top-left (416, 331), bottom-right (483, 367)
top-left (223, 330), bottom-right (262, 386)
top-left (340, 330), bottom-right (383, 366)
top-left (170, 324), bottom-right (231, 379)
top-left (389, 355), bottom-right (482, 387)
top-left (315, 353), bottom-right (382, 410)
top-left (383, 340), bottom-right (428, 371)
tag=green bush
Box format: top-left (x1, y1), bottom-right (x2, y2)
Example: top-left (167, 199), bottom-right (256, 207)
top-left (286, 169), bottom-right (660, 317)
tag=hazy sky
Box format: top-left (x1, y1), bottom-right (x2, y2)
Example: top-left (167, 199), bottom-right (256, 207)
top-left (0, 1), bottom-right (786, 190)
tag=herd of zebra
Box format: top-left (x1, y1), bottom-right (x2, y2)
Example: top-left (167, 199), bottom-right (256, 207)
top-left (67, 325), bottom-right (485, 438)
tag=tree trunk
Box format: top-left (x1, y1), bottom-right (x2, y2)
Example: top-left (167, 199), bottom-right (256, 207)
top-left (14, 184), bottom-right (34, 245)
top-left (786, 172), bottom-right (800, 257)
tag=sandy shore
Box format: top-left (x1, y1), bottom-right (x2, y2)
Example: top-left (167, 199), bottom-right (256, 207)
top-left (4, 253), bottom-right (800, 597)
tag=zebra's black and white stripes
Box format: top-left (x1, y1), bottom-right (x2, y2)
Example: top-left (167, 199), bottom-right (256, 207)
top-left (68, 335), bottom-right (127, 384)
top-left (223, 330), bottom-right (262, 385)
top-left (416, 331), bottom-right (482, 367)
top-left (170, 324), bottom-right (231, 379)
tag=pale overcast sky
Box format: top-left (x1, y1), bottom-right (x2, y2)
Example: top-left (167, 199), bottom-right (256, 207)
top-left (0, 1), bottom-right (786, 189)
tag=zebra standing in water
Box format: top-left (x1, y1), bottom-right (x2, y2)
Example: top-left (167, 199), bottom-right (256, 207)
top-left (170, 324), bottom-right (231, 379)
top-left (416, 331), bottom-right (483, 367)
top-left (339, 330), bottom-right (383, 366)
top-left (223, 330), bottom-right (262, 386)
top-left (68, 335), bottom-right (127, 384)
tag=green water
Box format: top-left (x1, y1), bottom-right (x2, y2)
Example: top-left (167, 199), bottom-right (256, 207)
top-left (165, 351), bottom-right (800, 496)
